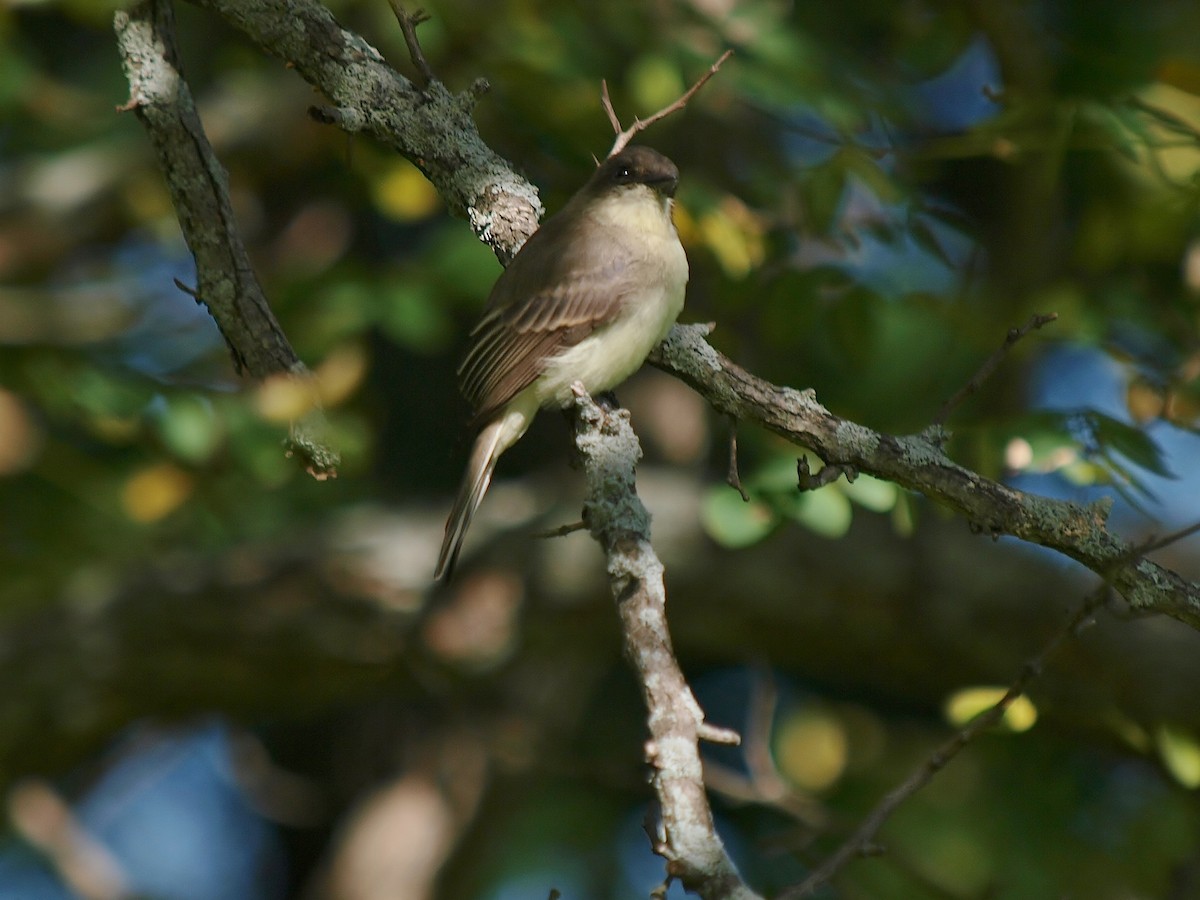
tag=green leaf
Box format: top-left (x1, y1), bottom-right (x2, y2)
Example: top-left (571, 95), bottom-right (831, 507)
top-left (801, 160), bottom-right (847, 235)
top-left (156, 395), bottom-right (223, 464)
top-left (841, 473), bottom-right (897, 512)
top-left (780, 486), bottom-right (853, 539)
top-left (701, 487), bottom-right (776, 548)
top-left (378, 282), bottom-right (454, 352)
top-left (1087, 412), bottom-right (1174, 478)
top-left (1157, 724), bottom-right (1200, 788)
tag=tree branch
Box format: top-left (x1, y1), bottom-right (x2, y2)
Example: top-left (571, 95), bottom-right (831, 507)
top-left (114, 0), bottom-right (339, 477)
top-left (569, 386), bottom-right (760, 900)
top-left (650, 324), bottom-right (1200, 629)
top-left (114, 1), bottom-right (299, 380)
top-left (183, 0), bottom-right (542, 265)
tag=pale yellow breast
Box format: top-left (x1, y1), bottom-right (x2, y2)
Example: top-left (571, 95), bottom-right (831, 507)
top-left (535, 189), bottom-right (688, 408)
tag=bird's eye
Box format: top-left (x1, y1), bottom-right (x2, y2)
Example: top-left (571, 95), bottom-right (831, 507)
top-left (615, 166), bottom-right (632, 180)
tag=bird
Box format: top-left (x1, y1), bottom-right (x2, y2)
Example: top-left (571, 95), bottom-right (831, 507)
top-left (435, 145), bottom-right (689, 580)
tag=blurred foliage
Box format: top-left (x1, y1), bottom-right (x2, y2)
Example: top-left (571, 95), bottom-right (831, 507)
top-left (4, 0), bottom-right (1200, 897)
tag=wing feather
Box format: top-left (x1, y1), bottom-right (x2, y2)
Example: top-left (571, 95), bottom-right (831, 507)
top-left (459, 208), bottom-right (636, 423)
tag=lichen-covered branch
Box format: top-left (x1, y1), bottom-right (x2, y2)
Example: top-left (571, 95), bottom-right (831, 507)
top-left (183, 0), bottom-right (543, 264)
top-left (114, 0), bottom-right (339, 476)
top-left (114, 0), bottom-right (299, 379)
top-left (570, 388), bottom-right (760, 900)
top-left (650, 324), bottom-right (1200, 628)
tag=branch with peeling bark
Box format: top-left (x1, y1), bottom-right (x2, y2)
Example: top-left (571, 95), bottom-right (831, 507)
top-left (570, 387), bottom-right (759, 900)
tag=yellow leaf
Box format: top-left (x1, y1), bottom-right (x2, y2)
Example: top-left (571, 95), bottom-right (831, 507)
top-left (774, 708), bottom-right (848, 791)
top-left (698, 196), bottom-right (766, 279)
top-left (944, 686), bottom-right (1037, 732)
top-left (373, 160), bottom-right (441, 222)
top-left (255, 374), bottom-right (320, 423)
top-left (1157, 724), bottom-right (1200, 788)
top-left (0, 388), bottom-right (42, 475)
top-left (316, 343), bottom-right (368, 407)
top-left (122, 463), bottom-right (193, 523)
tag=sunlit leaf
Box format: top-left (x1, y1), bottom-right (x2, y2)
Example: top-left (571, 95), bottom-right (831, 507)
top-left (254, 374), bottom-right (320, 424)
top-left (0, 388), bottom-right (41, 475)
top-left (372, 160), bottom-right (442, 222)
top-left (780, 485), bottom-right (853, 539)
top-left (1157, 724), bottom-right (1200, 788)
top-left (315, 342), bottom-right (369, 408)
top-left (628, 54), bottom-right (684, 114)
top-left (944, 687), bottom-right (1037, 732)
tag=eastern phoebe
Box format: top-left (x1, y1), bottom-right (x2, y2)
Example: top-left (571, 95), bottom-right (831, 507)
top-left (436, 145), bottom-right (689, 580)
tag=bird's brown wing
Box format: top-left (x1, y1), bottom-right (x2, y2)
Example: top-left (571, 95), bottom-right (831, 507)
top-left (458, 214), bottom-right (633, 424)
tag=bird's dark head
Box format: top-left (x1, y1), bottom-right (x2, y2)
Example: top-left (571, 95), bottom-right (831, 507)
top-left (590, 146), bottom-right (680, 198)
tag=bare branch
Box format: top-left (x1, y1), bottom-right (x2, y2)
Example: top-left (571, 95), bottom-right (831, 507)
top-left (183, 0), bottom-right (542, 265)
top-left (650, 324), bottom-right (1200, 628)
top-left (532, 520), bottom-right (587, 539)
top-left (796, 456), bottom-right (856, 491)
top-left (1138, 518), bottom-right (1200, 555)
top-left (605, 50), bottom-right (733, 157)
top-left (569, 385), bottom-right (761, 900)
top-left (933, 312), bottom-right (1058, 425)
top-left (115, 1), bottom-right (297, 380)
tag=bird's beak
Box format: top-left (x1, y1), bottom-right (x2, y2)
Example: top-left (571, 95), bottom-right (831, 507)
top-left (648, 173), bottom-right (679, 198)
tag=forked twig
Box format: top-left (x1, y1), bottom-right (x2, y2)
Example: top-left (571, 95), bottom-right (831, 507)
top-left (386, 2), bottom-right (435, 89)
top-left (602, 50), bottom-right (733, 157)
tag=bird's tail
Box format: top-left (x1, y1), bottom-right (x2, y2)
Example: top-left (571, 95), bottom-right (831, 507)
top-left (435, 418), bottom-right (505, 581)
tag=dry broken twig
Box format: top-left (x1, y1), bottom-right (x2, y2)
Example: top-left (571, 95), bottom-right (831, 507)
top-left (602, 50), bottom-right (733, 157)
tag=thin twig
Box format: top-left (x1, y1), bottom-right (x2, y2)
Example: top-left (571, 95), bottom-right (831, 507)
top-left (650, 323), bottom-right (1200, 629)
top-left (605, 50), bottom-right (733, 157)
top-left (727, 416), bottom-right (751, 501)
top-left (1137, 518), bottom-right (1200, 555)
top-left (600, 78), bottom-right (622, 135)
top-left (386, 2), bottom-right (435, 89)
top-left (780, 589), bottom-right (1107, 898)
top-left (933, 312), bottom-right (1058, 425)
top-left (532, 520), bottom-right (587, 539)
